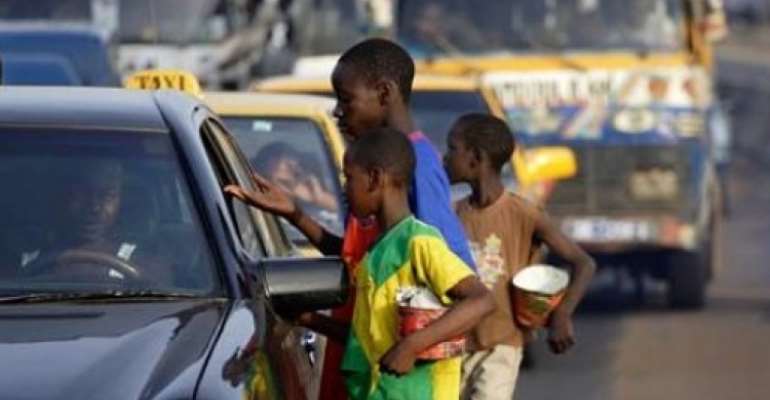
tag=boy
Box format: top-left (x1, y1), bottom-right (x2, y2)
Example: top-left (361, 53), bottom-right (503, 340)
top-left (443, 114), bottom-right (596, 400)
top-left (311, 127), bottom-right (493, 399)
top-left (225, 38), bottom-right (475, 399)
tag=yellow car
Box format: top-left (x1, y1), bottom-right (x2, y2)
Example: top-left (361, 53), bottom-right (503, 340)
top-left (254, 73), bottom-right (575, 197)
top-left (204, 92), bottom-right (346, 254)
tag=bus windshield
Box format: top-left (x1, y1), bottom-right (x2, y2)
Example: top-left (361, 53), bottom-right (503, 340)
top-left (397, 0), bottom-right (685, 57)
top-left (118, 0), bottom-right (241, 44)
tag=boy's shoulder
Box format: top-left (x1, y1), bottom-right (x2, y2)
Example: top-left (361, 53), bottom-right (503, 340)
top-left (395, 217), bottom-right (457, 258)
top-left (372, 216), bottom-right (444, 255)
top-left (402, 216), bottom-right (444, 243)
top-left (456, 191), bottom-right (543, 220)
top-left (408, 131), bottom-right (441, 161)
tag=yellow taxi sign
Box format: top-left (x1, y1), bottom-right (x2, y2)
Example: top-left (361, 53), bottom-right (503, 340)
top-left (124, 69), bottom-right (202, 97)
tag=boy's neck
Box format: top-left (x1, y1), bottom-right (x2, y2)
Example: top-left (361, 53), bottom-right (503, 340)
top-left (469, 172), bottom-right (505, 208)
top-left (386, 104), bottom-right (415, 134)
top-left (376, 190), bottom-right (412, 232)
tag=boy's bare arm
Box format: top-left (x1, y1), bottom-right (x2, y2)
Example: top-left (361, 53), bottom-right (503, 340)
top-left (380, 276), bottom-right (495, 375)
top-left (296, 312), bottom-right (350, 344)
top-left (224, 174), bottom-right (343, 254)
top-left (535, 213), bottom-right (597, 353)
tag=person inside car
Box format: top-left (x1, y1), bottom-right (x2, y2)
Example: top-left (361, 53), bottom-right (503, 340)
top-left (17, 159), bottom-right (169, 283)
top-left (253, 142), bottom-right (339, 214)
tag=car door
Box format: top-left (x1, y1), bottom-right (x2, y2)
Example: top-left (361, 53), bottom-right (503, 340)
top-left (198, 115), bottom-right (316, 400)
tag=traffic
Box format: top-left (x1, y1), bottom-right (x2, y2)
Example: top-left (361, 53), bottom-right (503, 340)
top-left (2, 1), bottom-right (768, 400)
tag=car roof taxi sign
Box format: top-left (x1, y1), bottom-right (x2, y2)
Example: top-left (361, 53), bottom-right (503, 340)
top-left (124, 69), bottom-right (202, 98)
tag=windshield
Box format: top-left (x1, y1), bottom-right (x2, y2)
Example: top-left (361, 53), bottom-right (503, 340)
top-left (293, 0), bottom-right (374, 55)
top-left (0, 129), bottom-right (220, 297)
top-left (118, 0), bottom-right (239, 44)
top-left (397, 0), bottom-right (685, 57)
top-left (223, 117), bottom-right (345, 243)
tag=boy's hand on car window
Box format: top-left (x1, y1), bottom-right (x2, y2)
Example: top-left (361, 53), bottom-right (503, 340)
top-left (224, 173), bottom-right (299, 220)
top-left (380, 338), bottom-right (419, 376)
top-left (547, 310), bottom-right (575, 354)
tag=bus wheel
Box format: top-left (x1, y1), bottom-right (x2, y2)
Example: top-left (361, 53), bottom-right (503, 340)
top-left (666, 250), bottom-right (706, 309)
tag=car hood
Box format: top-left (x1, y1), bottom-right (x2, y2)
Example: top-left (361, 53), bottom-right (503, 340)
top-left (0, 299), bottom-right (228, 400)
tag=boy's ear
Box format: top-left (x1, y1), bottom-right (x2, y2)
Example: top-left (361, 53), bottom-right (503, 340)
top-left (470, 146), bottom-right (484, 167)
top-left (367, 167), bottom-right (384, 192)
top-left (377, 79), bottom-right (399, 106)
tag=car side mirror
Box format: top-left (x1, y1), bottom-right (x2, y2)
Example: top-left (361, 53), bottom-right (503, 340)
top-left (514, 146), bottom-right (577, 187)
top-left (260, 257), bottom-right (348, 315)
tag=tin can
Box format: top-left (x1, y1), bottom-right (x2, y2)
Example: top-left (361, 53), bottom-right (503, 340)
top-left (511, 264), bottom-right (569, 328)
top-left (512, 287), bottom-right (566, 328)
top-left (398, 306), bottom-right (466, 360)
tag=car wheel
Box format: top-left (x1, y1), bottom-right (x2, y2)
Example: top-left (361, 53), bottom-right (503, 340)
top-left (667, 249), bottom-right (706, 309)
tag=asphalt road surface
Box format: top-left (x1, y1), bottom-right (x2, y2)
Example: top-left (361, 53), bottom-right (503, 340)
top-left (515, 50), bottom-right (770, 400)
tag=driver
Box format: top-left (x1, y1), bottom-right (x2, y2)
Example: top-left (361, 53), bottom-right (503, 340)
top-left (18, 159), bottom-right (168, 282)
top-left (611, 0), bottom-right (678, 48)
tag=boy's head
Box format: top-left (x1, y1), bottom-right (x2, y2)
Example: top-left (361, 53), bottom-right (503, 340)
top-left (343, 127), bottom-right (415, 218)
top-left (331, 38), bottom-right (415, 140)
top-left (444, 113), bottom-right (515, 184)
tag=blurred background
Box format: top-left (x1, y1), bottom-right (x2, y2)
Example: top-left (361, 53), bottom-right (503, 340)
top-left (1, 1), bottom-right (768, 399)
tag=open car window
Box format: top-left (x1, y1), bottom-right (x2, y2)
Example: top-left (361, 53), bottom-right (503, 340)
top-left (0, 128), bottom-right (220, 296)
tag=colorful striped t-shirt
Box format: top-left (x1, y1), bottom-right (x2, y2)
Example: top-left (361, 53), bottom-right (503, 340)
top-left (341, 216), bottom-right (474, 400)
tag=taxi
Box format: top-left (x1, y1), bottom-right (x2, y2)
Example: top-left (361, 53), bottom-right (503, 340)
top-left (0, 80), bottom-right (346, 399)
top-left (254, 73), bottom-right (577, 200)
top-left (203, 92), bottom-right (346, 255)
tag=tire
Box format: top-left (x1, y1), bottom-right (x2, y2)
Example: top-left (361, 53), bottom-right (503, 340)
top-left (706, 183), bottom-right (725, 282)
top-left (704, 210), bottom-right (724, 282)
top-left (667, 250), bottom-right (707, 309)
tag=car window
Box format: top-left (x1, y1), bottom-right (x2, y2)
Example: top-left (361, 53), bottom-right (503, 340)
top-left (223, 116), bottom-right (345, 243)
top-left (201, 120), bottom-right (268, 259)
top-left (0, 127), bottom-right (220, 295)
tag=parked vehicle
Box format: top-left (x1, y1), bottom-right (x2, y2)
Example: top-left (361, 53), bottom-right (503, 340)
top-left (1, 53), bottom-right (82, 85)
top-left (0, 26), bottom-right (120, 86)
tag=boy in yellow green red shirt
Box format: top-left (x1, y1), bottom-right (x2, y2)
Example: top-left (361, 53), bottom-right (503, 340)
top-left (308, 127), bottom-right (494, 399)
top-left (444, 114), bottom-right (596, 400)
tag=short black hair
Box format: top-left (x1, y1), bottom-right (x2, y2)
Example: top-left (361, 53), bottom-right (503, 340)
top-left (452, 113), bottom-right (515, 171)
top-left (252, 141), bottom-right (299, 174)
top-left (346, 127), bottom-right (415, 187)
top-left (337, 38), bottom-right (415, 102)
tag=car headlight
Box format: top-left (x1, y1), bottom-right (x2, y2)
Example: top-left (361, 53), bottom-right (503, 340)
top-left (674, 113), bottom-right (705, 137)
top-left (613, 108), bottom-right (657, 134)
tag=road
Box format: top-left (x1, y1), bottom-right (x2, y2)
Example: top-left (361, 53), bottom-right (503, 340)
top-left (515, 47), bottom-right (770, 400)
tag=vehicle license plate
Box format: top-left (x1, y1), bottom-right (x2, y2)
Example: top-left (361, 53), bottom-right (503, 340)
top-left (562, 218), bottom-right (654, 242)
